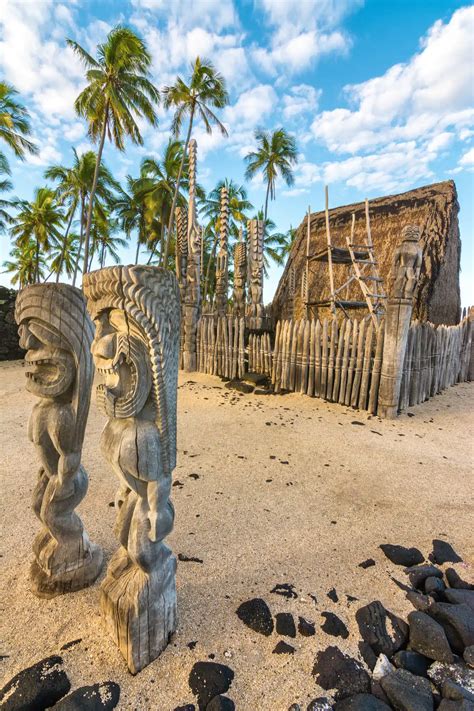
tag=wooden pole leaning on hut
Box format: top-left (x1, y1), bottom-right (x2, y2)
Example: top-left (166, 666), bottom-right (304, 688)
top-left (378, 225), bottom-right (422, 418)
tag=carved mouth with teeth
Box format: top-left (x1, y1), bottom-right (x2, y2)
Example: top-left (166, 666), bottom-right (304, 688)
top-left (96, 352), bottom-right (138, 415)
top-left (24, 351), bottom-right (73, 396)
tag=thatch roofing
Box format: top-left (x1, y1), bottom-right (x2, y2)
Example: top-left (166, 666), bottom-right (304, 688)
top-left (272, 180), bottom-right (461, 325)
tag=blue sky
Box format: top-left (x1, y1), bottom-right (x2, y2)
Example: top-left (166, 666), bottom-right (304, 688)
top-left (1, 0), bottom-right (473, 304)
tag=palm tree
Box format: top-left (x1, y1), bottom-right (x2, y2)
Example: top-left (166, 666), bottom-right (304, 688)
top-left (88, 207), bottom-right (127, 268)
top-left (0, 160), bottom-right (13, 234)
top-left (0, 82), bottom-right (38, 173)
top-left (114, 174), bottom-right (150, 263)
top-left (10, 187), bottom-right (64, 282)
top-left (48, 232), bottom-right (80, 280)
top-left (200, 179), bottom-right (253, 300)
top-left (162, 56), bottom-right (229, 263)
top-left (45, 149), bottom-right (120, 282)
top-left (67, 25), bottom-right (160, 275)
top-left (3, 239), bottom-right (47, 287)
top-left (244, 128), bottom-right (298, 223)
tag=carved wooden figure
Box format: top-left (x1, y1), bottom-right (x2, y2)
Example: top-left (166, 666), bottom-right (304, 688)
top-left (175, 206), bottom-right (188, 303)
top-left (247, 219), bottom-right (264, 329)
top-left (84, 265), bottom-right (180, 674)
top-left (183, 139), bottom-right (201, 371)
top-left (15, 283), bottom-right (102, 598)
top-left (233, 228), bottom-right (247, 318)
top-left (215, 186), bottom-right (229, 315)
top-left (378, 225), bottom-right (422, 418)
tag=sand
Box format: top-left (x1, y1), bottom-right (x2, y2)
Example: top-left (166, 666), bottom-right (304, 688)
top-left (0, 360), bottom-right (473, 710)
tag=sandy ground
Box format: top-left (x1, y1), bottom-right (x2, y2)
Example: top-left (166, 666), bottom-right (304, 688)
top-left (0, 360), bottom-right (473, 710)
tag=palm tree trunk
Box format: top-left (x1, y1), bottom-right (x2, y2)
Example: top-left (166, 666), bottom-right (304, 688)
top-left (56, 200), bottom-right (77, 283)
top-left (148, 222), bottom-right (165, 265)
top-left (165, 107), bottom-right (195, 269)
top-left (82, 101), bottom-right (109, 278)
top-left (35, 239), bottom-right (40, 283)
top-left (73, 195), bottom-right (85, 287)
top-left (264, 181), bottom-right (271, 224)
top-left (101, 241), bottom-right (106, 268)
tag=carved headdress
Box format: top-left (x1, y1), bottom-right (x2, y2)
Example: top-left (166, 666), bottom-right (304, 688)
top-left (15, 283), bottom-right (94, 447)
top-left (83, 265), bottom-right (180, 474)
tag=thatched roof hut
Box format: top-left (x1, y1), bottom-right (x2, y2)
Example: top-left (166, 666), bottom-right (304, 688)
top-left (272, 180), bottom-right (461, 325)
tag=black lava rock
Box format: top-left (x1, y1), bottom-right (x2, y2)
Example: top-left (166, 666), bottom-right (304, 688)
top-left (298, 617), bottom-right (316, 637)
top-left (405, 564), bottom-right (443, 590)
top-left (406, 590), bottom-right (431, 611)
top-left (236, 598), bottom-right (274, 636)
top-left (445, 568), bottom-right (474, 590)
top-left (312, 646), bottom-right (370, 701)
top-left (464, 645), bottom-right (474, 667)
top-left (428, 602), bottom-right (474, 654)
top-left (272, 641), bottom-right (295, 654)
top-left (307, 699), bottom-right (333, 711)
top-left (206, 696), bottom-right (235, 711)
top-left (334, 694), bottom-right (391, 710)
top-left (392, 650), bottom-right (431, 678)
top-left (442, 679), bottom-right (474, 702)
top-left (427, 659), bottom-right (474, 692)
top-left (408, 611), bottom-right (454, 663)
top-left (380, 669), bottom-right (434, 711)
top-left (425, 576), bottom-right (446, 596)
top-left (356, 601), bottom-right (408, 657)
top-left (429, 540), bottom-right (463, 565)
top-left (444, 589), bottom-right (474, 613)
top-left (173, 706), bottom-right (195, 711)
top-left (276, 612), bottom-right (296, 638)
top-left (358, 641), bottom-right (378, 671)
top-left (271, 583), bottom-right (298, 599)
top-left (225, 380), bottom-right (254, 394)
top-left (359, 559), bottom-right (376, 569)
top-left (51, 682), bottom-right (120, 710)
top-left (0, 655), bottom-right (71, 711)
top-left (438, 700), bottom-right (474, 710)
top-left (327, 588), bottom-right (339, 602)
top-left (321, 612), bottom-right (349, 639)
top-left (380, 544), bottom-right (424, 567)
top-left (188, 662), bottom-right (234, 711)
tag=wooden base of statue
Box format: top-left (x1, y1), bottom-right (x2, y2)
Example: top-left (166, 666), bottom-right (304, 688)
top-left (100, 545), bottom-right (177, 674)
top-left (31, 541), bottom-right (103, 599)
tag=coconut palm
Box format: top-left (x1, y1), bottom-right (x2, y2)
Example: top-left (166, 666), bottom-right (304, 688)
top-left (244, 128), bottom-right (298, 223)
top-left (11, 187), bottom-right (64, 283)
top-left (88, 207), bottom-right (127, 269)
top-left (0, 82), bottom-right (38, 173)
top-left (45, 149), bottom-right (120, 282)
top-left (0, 162), bottom-right (13, 233)
top-left (200, 179), bottom-right (253, 300)
top-left (3, 239), bottom-right (47, 287)
top-left (162, 56), bottom-right (229, 262)
top-left (48, 232), bottom-right (80, 280)
top-left (114, 173), bottom-right (150, 263)
top-left (67, 25), bottom-right (160, 275)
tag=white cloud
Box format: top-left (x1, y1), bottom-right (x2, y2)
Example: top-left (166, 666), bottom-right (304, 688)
top-left (312, 6), bottom-right (474, 154)
top-left (282, 85), bottom-right (322, 120)
top-left (131, 0), bottom-right (238, 33)
top-left (458, 147), bottom-right (474, 168)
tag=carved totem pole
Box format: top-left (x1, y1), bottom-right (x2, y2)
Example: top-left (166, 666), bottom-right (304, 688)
top-left (215, 186), bottom-right (229, 315)
top-left (233, 228), bottom-right (247, 318)
top-left (378, 225), bottom-right (423, 418)
top-left (15, 283), bottom-right (103, 598)
top-left (175, 206), bottom-right (188, 367)
top-left (183, 139), bottom-right (202, 371)
top-left (247, 218), bottom-right (265, 329)
top-left (84, 265), bottom-right (180, 674)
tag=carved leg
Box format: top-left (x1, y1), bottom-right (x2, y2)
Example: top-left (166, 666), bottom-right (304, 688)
top-left (30, 466), bottom-right (103, 598)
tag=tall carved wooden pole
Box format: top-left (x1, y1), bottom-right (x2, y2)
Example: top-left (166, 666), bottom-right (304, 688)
top-left (233, 227), bottom-right (247, 318)
top-left (378, 225), bottom-right (422, 418)
top-left (247, 218), bottom-right (265, 329)
top-left (183, 139), bottom-right (201, 371)
top-left (84, 265), bottom-right (180, 674)
top-left (215, 186), bottom-right (229, 315)
top-left (175, 206), bottom-right (188, 368)
top-left (15, 283), bottom-right (103, 598)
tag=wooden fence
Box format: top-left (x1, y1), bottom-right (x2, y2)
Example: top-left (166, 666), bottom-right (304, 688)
top-left (398, 315), bottom-right (472, 410)
top-left (196, 315), bottom-right (245, 379)
top-left (187, 310), bottom-right (472, 417)
top-left (271, 317), bottom-right (385, 413)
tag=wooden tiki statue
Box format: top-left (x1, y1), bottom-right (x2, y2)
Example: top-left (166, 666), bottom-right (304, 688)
top-left (15, 282), bottom-right (103, 598)
top-left (247, 218), bottom-right (265, 329)
top-left (183, 138), bottom-right (201, 371)
top-left (233, 231), bottom-right (247, 318)
top-left (215, 186), bottom-right (229, 315)
top-left (84, 265), bottom-right (180, 674)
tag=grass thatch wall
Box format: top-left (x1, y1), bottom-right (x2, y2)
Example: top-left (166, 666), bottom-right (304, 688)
top-left (273, 180), bottom-right (461, 325)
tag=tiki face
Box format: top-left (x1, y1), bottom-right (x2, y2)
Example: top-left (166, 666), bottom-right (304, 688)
top-left (19, 320), bottom-right (75, 398)
top-left (91, 308), bottom-right (152, 418)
